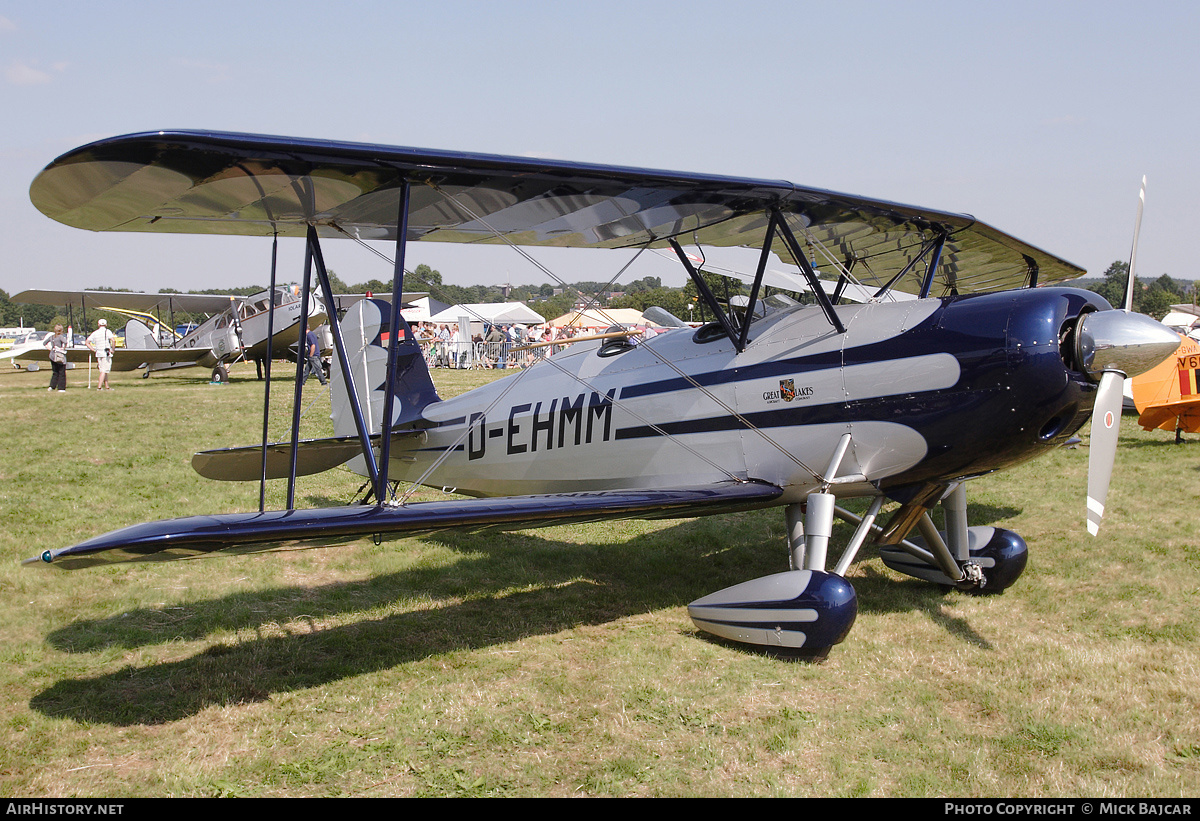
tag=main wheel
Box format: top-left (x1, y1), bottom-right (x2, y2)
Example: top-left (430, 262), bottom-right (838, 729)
top-left (688, 570), bottom-right (857, 652)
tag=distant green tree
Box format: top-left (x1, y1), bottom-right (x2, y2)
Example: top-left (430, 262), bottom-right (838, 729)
top-left (1153, 274), bottom-right (1185, 296)
top-left (413, 264), bottom-right (441, 287)
top-left (1086, 261), bottom-right (1132, 309)
top-left (322, 268), bottom-right (351, 293)
top-left (1078, 260), bottom-right (1194, 320)
top-left (679, 270), bottom-right (744, 321)
top-left (1140, 286), bottom-right (1174, 320)
top-left (351, 279), bottom-right (390, 295)
top-left (538, 293), bottom-right (577, 321)
top-left (610, 287), bottom-right (690, 319)
top-left (625, 276), bottom-right (662, 294)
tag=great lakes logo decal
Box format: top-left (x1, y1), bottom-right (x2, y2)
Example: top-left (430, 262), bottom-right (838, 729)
top-left (763, 378), bottom-right (814, 404)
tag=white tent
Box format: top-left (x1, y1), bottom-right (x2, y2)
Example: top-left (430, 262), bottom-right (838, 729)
top-left (399, 295), bottom-right (451, 324)
top-left (427, 302), bottom-right (545, 330)
top-left (423, 303), bottom-right (546, 368)
top-left (548, 308), bottom-right (652, 330)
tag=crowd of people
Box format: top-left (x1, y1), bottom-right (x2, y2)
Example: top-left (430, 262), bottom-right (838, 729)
top-left (410, 321), bottom-right (592, 369)
top-left (32, 317), bottom-right (643, 392)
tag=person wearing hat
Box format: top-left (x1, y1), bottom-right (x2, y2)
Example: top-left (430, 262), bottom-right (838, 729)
top-left (86, 318), bottom-right (117, 390)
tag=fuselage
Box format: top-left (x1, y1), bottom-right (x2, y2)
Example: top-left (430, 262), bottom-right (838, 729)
top-left (390, 287), bottom-right (1107, 503)
top-left (158, 287), bottom-right (326, 371)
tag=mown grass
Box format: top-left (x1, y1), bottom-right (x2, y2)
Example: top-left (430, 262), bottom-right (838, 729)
top-left (0, 361), bottom-right (1197, 797)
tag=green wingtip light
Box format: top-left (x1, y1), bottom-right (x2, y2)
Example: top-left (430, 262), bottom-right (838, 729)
top-left (41, 551), bottom-right (52, 564)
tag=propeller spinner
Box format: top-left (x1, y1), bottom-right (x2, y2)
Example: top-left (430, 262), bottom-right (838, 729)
top-left (1074, 308), bottom-right (1182, 382)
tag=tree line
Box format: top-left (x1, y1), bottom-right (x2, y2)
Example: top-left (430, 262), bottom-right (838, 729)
top-left (0, 259), bottom-right (1190, 332)
top-left (1077, 261), bottom-right (1193, 320)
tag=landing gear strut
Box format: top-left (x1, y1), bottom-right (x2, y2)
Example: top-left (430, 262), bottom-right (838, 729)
top-left (688, 475), bottom-right (1029, 656)
top-left (688, 435), bottom-right (861, 655)
top-left (877, 484), bottom-right (1028, 593)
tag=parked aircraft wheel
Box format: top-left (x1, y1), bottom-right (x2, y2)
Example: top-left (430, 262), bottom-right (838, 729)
top-left (212, 365), bottom-right (229, 383)
top-left (957, 527), bottom-right (1028, 593)
top-left (141, 371), bottom-right (150, 379)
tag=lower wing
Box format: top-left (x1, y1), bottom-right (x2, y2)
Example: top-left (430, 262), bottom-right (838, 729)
top-left (0, 346), bottom-right (210, 369)
top-left (27, 481), bottom-right (784, 569)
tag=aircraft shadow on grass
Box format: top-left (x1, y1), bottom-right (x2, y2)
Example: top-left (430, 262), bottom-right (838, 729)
top-left (33, 503), bottom-right (1019, 726)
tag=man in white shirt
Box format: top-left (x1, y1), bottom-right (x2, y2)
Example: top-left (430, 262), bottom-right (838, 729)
top-left (86, 318), bottom-right (116, 390)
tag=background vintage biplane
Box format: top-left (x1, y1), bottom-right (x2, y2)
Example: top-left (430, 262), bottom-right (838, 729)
top-left (1131, 333), bottom-right (1200, 441)
top-left (2, 287), bottom-right (322, 382)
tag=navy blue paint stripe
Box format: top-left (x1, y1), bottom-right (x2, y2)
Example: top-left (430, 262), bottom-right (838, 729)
top-left (618, 351), bottom-right (843, 399)
top-left (613, 397), bottom-right (951, 441)
top-left (617, 311), bottom-right (959, 401)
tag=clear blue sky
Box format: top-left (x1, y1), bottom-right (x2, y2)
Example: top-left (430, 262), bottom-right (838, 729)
top-left (2, 1), bottom-right (1197, 297)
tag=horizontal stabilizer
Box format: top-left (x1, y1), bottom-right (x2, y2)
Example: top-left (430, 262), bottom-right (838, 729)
top-left (192, 433), bottom-right (410, 481)
top-left (1138, 401), bottom-right (1200, 433)
top-left (28, 481), bottom-right (784, 569)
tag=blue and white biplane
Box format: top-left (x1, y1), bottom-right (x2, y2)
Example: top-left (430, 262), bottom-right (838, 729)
top-left (22, 131), bottom-right (1178, 655)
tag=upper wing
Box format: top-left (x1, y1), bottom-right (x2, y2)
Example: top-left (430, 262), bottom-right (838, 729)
top-left (30, 130), bottom-right (1085, 298)
top-left (11, 289), bottom-right (240, 314)
top-left (27, 481), bottom-right (784, 569)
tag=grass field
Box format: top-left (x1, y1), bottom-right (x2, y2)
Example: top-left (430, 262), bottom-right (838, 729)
top-left (1, 360), bottom-right (1197, 797)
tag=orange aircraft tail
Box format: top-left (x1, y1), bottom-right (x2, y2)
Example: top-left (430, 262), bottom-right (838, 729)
top-left (1132, 333), bottom-right (1200, 434)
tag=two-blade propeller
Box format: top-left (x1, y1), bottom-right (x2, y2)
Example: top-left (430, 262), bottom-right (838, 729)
top-left (1086, 368), bottom-right (1126, 535)
top-left (1078, 177), bottom-right (1177, 535)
